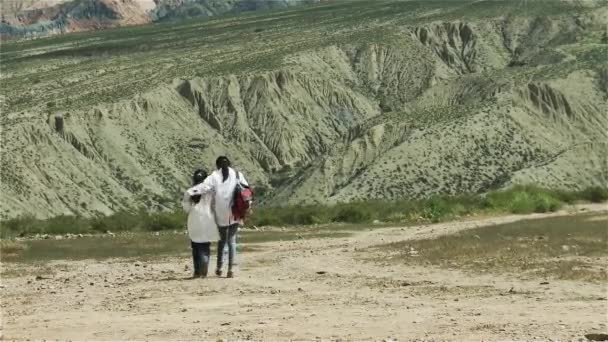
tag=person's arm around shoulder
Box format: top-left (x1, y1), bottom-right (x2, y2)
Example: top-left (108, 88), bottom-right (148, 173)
top-left (189, 173), bottom-right (217, 196)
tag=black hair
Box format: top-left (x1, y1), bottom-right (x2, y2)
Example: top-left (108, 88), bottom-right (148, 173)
top-left (215, 156), bottom-right (231, 183)
top-left (190, 169), bottom-right (207, 204)
top-left (192, 169), bottom-right (207, 186)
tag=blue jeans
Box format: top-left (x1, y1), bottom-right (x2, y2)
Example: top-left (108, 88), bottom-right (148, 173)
top-left (191, 241), bottom-right (210, 276)
top-left (217, 224), bottom-right (238, 270)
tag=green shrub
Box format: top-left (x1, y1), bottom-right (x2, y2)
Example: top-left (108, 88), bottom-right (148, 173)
top-left (146, 212), bottom-right (184, 231)
top-left (332, 204), bottom-right (372, 223)
top-left (91, 211), bottom-right (146, 232)
top-left (531, 192), bottom-right (561, 213)
top-left (0, 186), bottom-right (605, 237)
top-left (483, 186), bottom-right (563, 214)
top-left (249, 207), bottom-right (282, 226)
top-left (552, 190), bottom-right (578, 204)
top-left (580, 186), bottom-right (608, 203)
top-left (484, 186), bottom-right (551, 214)
top-left (421, 196), bottom-right (452, 222)
top-left (508, 191), bottom-right (536, 214)
top-left (483, 188), bottom-right (512, 211)
top-left (0, 214), bottom-right (92, 237)
top-left (0, 215), bottom-right (41, 237)
top-left (281, 206), bottom-right (324, 225)
top-left (43, 215), bottom-right (91, 235)
top-left (251, 214), bottom-right (281, 227)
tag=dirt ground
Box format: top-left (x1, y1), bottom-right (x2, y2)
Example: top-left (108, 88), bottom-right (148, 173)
top-left (2, 205), bottom-right (607, 341)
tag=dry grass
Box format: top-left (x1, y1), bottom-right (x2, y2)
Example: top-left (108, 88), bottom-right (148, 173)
top-left (0, 226), bottom-right (353, 263)
top-left (1, 240), bottom-right (29, 258)
top-left (368, 212), bottom-right (608, 282)
top-left (1, 262), bottom-right (56, 279)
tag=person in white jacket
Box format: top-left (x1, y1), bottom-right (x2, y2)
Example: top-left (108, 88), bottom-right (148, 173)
top-left (189, 156), bottom-right (248, 278)
top-left (182, 169), bottom-right (220, 278)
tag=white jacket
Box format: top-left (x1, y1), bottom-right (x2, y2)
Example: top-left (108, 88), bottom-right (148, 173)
top-left (190, 167), bottom-right (248, 227)
top-left (181, 191), bottom-right (220, 243)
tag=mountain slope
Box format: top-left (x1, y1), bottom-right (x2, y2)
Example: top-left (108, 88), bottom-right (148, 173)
top-left (0, 0), bottom-right (317, 39)
top-left (1, 0), bottom-right (606, 219)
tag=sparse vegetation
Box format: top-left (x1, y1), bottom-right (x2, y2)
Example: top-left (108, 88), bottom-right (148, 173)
top-left (1, 224), bottom-right (353, 263)
top-left (369, 212), bottom-right (608, 282)
top-left (1, 186), bottom-right (605, 238)
top-left (0, 240), bottom-right (29, 257)
top-left (484, 187), bottom-right (561, 214)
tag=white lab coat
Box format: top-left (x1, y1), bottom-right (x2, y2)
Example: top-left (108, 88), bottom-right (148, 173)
top-left (181, 191), bottom-right (220, 243)
top-left (190, 167), bottom-right (248, 227)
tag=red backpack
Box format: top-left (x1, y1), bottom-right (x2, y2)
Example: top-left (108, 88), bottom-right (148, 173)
top-left (232, 170), bottom-right (254, 221)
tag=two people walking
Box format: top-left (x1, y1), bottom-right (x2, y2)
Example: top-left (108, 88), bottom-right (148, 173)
top-left (181, 156), bottom-right (249, 278)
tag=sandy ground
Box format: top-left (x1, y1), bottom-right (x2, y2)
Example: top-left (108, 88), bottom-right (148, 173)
top-left (2, 205), bottom-right (607, 341)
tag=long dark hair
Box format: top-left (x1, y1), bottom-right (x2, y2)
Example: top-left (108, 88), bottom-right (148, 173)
top-left (215, 156), bottom-right (231, 183)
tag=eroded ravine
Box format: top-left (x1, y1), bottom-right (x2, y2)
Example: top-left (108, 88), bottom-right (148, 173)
top-left (1, 7), bottom-right (607, 218)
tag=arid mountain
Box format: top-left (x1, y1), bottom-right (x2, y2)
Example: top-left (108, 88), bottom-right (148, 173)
top-left (1, 0), bottom-right (606, 219)
top-left (0, 0), bottom-right (317, 39)
top-left (1, 0), bottom-right (72, 13)
top-left (1, 0), bottom-right (154, 39)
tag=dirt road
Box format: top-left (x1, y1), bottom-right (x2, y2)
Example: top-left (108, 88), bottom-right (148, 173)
top-left (2, 205), bottom-right (607, 341)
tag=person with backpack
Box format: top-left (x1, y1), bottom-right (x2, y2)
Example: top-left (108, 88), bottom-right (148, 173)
top-left (182, 169), bottom-right (220, 278)
top-left (189, 156), bottom-right (252, 278)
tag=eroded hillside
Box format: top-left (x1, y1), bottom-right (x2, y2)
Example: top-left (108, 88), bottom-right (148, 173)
top-left (0, 0), bottom-right (318, 40)
top-left (1, 0), bottom-right (607, 218)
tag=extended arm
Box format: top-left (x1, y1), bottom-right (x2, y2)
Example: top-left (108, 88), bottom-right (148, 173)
top-left (187, 174), bottom-right (216, 196)
top-left (183, 175), bottom-right (216, 212)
